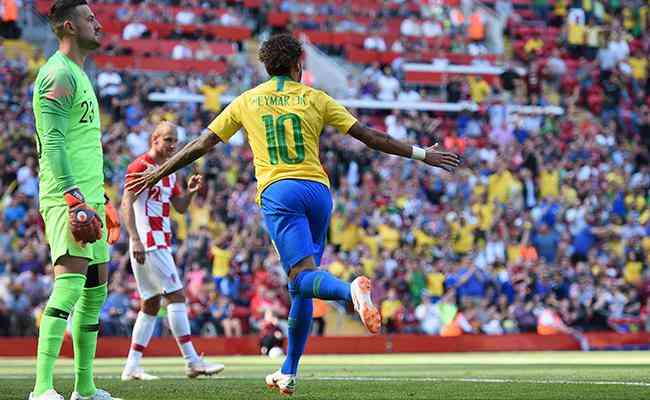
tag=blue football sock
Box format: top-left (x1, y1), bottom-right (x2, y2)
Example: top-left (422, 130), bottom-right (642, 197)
top-left (281, 284), bottom-right (313, 376)
top-left (294, 270), bottom-right (352, 302)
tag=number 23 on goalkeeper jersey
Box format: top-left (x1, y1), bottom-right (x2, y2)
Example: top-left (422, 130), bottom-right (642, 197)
top-left (207, 76), bottom-right (357, 204)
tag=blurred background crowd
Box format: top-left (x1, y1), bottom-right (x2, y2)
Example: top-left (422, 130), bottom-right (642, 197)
top-left (0, 0), bottom-right (648, 347)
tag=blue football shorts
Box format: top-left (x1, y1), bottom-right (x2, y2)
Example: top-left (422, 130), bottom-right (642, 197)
top-left (260, 179), bottom-right (333, 274)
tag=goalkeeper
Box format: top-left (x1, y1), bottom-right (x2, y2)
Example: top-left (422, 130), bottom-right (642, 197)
top-left (30, 1), bottom-right (120, 400)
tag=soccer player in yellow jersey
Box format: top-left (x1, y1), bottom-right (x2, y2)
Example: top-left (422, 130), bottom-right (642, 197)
top-left (127, 33), bottom-right (461, 396)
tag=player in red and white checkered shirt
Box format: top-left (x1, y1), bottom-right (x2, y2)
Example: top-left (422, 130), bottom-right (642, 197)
top-left (121, 122), bottom-right (224, 381)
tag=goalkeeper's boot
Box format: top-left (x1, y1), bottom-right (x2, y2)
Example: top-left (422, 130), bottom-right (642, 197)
top-left (121, 366), bottom-right (160, 381)
top-left (351, 276), bottom-right (381, 334)
top-left (186, 356), bottom-right (225, 378)
top-left (28, 389), bottom-right (64, 400)
top-left (265, 370), bottom-right (296, 396)
top-left (70, 389), bottom-right (120, 400)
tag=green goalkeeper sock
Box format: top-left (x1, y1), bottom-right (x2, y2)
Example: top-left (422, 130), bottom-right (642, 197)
top-left (33, 273), bottom-right (86, 396)
top-left (72, 283), bottom-right (107, 397)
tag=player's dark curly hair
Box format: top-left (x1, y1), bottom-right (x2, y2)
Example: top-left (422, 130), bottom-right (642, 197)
top-left (49, 0), bottom-right (87, 38)
top-left (258, 33), bottom-right (303, 77)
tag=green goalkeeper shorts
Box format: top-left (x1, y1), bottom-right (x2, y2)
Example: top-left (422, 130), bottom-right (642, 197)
top-left (40, 203), bottom-right (109, 266)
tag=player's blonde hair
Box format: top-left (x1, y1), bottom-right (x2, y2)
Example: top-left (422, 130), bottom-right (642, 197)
top-left (149, 121), bottom-right (177, 146)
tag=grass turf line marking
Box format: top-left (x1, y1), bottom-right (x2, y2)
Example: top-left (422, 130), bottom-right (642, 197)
top-left (1, 375), bottom-right (650, 387)
top-left (312, 376), bottom-right (650, 387)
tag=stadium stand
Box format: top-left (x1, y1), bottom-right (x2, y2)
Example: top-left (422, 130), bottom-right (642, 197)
top-left (0, 0), bottom-right (648, 346)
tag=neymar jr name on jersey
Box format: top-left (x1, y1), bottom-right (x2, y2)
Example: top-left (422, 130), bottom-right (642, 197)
top-left (254, 94), bottom-right (307, 107)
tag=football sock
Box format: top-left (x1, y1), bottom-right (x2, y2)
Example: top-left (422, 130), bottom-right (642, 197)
top-left (167, 302), bottom-right (200, 364)
top-left (281, 284), bottom-right (313, 376)
top-left (294, 270), bottom-right (352, 302)
top-left (33, 273), bottom-right (86, 396)
top-left (73, 283), bottom-right (107, 397)
top-left (125, 311), bottom-right (157, 372)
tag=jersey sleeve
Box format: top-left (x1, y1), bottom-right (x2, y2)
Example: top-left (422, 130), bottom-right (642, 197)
top-left (321, 92), bottom-right (358, 134)
top-left (39, 68), bottom-right (78, 194)
top-left (206, 94), bottom-right (244, 142)
top-left (125, 159), bottom-right (147, 184)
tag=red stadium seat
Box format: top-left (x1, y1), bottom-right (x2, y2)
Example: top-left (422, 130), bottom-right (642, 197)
top-left (97, 20), bottom-right (127, 36)
top-left (93, 55), bottom-right (227, 74)
top-left (92, 55), bottom-right (135, 70)
top-left (331, 32), bottom-right (366, 46)
top-left (379, 51), bottom-right (401, 64)
top-left (345, 47), bottom-right (380, 64)
top-left (205, 25), bottom-right (252, 41)
top-left (298, 30), bottom-right (333, 46)
top-left (35, 0), bottom-right (49, 15)
top-left (95, 19), bottom-right (250, 42)
top-left (244, 0), bottom-right (263, 7)
top-left (268, 12), bottom-right (290, 27)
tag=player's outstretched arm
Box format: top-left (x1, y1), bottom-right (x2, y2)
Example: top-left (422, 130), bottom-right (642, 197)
top-left (347, 123), bottom-right (462, 172)
top-left (125, 129), bottom-right (221, 195)
top-left (120, 189), bottom-right (145, 263)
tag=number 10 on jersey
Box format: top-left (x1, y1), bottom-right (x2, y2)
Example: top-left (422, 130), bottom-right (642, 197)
top-left (262, 113), bottom-right (305, 165)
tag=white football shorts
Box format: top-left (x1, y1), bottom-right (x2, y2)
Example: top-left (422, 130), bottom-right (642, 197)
top-left (131, 248), bottom-right (183, 300)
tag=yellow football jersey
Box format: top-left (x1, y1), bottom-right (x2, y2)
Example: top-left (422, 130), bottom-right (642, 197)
top-left (207, 76), bottom-right (358, 203)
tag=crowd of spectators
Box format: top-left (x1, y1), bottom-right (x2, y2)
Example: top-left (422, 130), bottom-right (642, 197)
top-left (0, 0), bottom-right (648, 344)
top-left (94, 0), bottom-right (493, 82)
top-left (279, 1), bottom-right (491, 54)
top-left (106, 0), bottom-right (491, 51)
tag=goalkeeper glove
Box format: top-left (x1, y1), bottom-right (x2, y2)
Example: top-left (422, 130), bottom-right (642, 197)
top-left (64, 188), bottom-right (103, 244)
top-left (104, 194), bottom-right (121, 245)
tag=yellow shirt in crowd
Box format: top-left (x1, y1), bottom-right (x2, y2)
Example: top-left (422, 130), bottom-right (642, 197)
top-left (329, 259), bottom-right (351, 280)
top-left (427, 272), bottom-right (445, 297)
top-left (188, 202), bottom-right (210, 234)
top-left (413, 228), bottom-right (436, 252)
top-left (451, 222), bottom-right (475, 254)
top-left (488, 170), bottom-right (517, 203)
top-left (561, 184), bottom-right (578, 205)
top-left (170, 208), bottom-right (187, 241)
top-left (539, 169), bottom-right (560, 199)
top-left (381, 299), bottom-right (402, 323)
top-left (468, 77), bottom-right (491, 103)
top-left (473, 202), bottom-right (495, 231)
top-left (211, 246), bottom-right (232, 278)
top-left (378, 224), bottom-right (400, 251)
top-left (329, 213), bottom-right (345, 247)
top-left (629, 57), bottom-right (648, 81)
top-left (362, 257), bottom-right (377, 277)
top-left (340, 223), bottom-right (363, 252)
top-left (624, 261), bottom-right (643, 285)
top-left (202, 84), bottom-right (228, 113)
top-left (361, 232), bottom-right (381, 257)
top-left (524, 38), bottom-right (544, 54)
top-left (568, 23), bottom-right (586, 45)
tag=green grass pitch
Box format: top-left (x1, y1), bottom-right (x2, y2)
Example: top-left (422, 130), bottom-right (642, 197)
top-left (2, 352), bottom-right (650, 399)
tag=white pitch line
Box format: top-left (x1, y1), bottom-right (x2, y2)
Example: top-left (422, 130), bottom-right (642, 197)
top-left (1, 375), bottom-right (650, 387)
top-left (310, 376), bottom-right (650, 387)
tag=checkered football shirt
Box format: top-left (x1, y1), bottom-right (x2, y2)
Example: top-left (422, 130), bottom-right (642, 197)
top-left (125, 154), bottom-right (180, 251)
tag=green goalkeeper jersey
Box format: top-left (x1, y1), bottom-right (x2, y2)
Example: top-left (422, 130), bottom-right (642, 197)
top-left (33, 51), bottom-right (104, 208)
